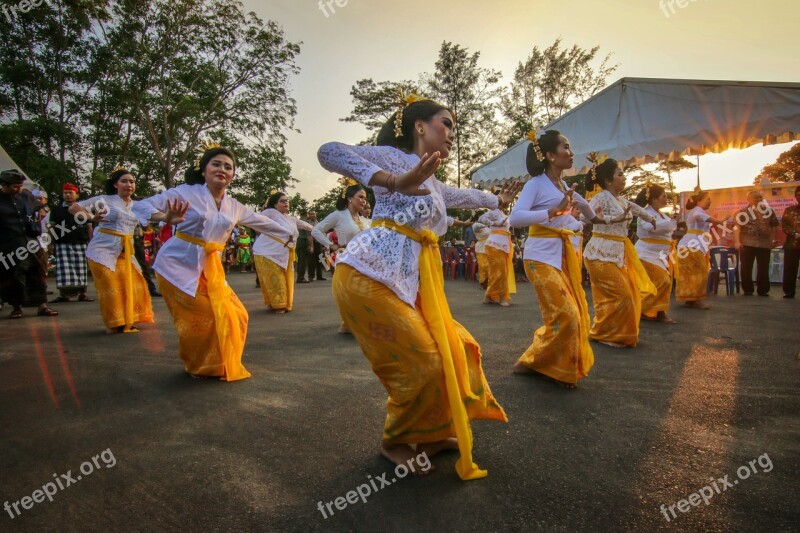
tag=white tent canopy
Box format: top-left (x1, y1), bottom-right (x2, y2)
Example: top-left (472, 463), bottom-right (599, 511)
top-left (0, 143), bottom-right (41, 192)
top-left (471, 78), bottom-right (800, 187)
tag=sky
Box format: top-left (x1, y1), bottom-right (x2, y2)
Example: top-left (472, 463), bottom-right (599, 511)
top-left (242, 0), bottom-right (799, 202)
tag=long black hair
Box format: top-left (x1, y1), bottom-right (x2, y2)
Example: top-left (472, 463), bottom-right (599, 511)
top-left (526, 130), bottom-right (563, 177)
top-left (184, 147), bottom-right (237, 185)
top-left (376, 100), bottom-right (453, 152)
top-left (335, 184), bottom-right (365, 211)
top-left (104, 168), bottom-right (133, 195)
top-left (583, 158), bottom-right (619, 192)
top-left (686, 190), bottom-right (709, 210)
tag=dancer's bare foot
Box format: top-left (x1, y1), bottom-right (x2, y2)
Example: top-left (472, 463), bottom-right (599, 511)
top-left (483, 298), bottom-right (496, 305)
top-left (554, 379), bottom-right (577, 389)
top-left (338, 323), bottom-right (351, 334)
top-left (417, 438), bottom-right (458, 458)
top-left (640, 314), bottom-right (657, 321)
top-left (656, 311), bottom-right (676, 324)
top-left (684, 301), bottom-right (711, 310)
top-left (513, 362), bottom-right (577, 389)
top-left (380, 443), bottom-right (433, 475)
top-left (499, 300), bottom-right (510, 307)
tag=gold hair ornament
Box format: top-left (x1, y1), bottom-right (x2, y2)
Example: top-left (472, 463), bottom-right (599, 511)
top-left (194, 140), bottom-right (224, 170)
top-left (585, 152), bottom-right (608, 200)
top-left (527, 130), bottom-right (544, 162)
top-left (394, 89), bottom-right (431, 138)
top-left (645, 179), bottom-right (652, 203)
top-left (339, 176), bottom-right (359, 198)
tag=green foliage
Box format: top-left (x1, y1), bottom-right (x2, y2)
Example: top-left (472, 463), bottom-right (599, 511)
top-left (756, 143), bottom-right (800, 183)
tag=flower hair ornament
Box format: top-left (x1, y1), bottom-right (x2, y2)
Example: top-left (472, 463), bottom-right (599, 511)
top-left (194, 140), bottom-right (224, 170)
top-left (645, 179), bottom-right (653, 203)
top-left (527, 130), bottom-right (544, 162)
top-left (109, 165), bottom-right (128, 177)
top-left (394, 89), bottom-right (431, 138)
top-left (339, 176), bottom-right (358, 198)
top-left (585, 152), bottom-right (608, 200)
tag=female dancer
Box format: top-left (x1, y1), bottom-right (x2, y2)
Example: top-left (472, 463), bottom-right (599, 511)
top-left (676, 189), bottom-right (728, 309)
top-left (132, 144), bottom-right (292, 381)
top-left (508, 131), bottom-right (620, 387)
top-left (236, 228), bottom-right (253, 272)
top-left (472, 211), bottom-right (490, 288)
top-left (634, 183), bottom-right (678, 323)
top-left (252, 191), bottom-right (315, 313)
top-left (318, 96), bottom-right (518, 479)
top-left (311, 183), bottom-right (370, 333)
top-left (478, 202), bottom-right (516, 306)
top-left (583, 159), bottom-right (657, 348)
top-left (70, 168), bottom-right (154, 333)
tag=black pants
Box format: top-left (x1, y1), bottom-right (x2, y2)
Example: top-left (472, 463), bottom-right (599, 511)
top-left (0, 248), bottom-right (47, 308)
top-left (134, 237), bottom-right (158, 295)
top-left (783, 248), bottom-right (799, 297)
top-left (740, 245), bottom-right (771, 295)
top-left (296, 243), bottom-right (312, 282)
top-left (309, 246), bottom-right (325, 280)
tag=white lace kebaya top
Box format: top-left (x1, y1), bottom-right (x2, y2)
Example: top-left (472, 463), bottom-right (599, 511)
top-left (678, 207), bottom-right (713, 251)
top-left (78, 195), bottom-right (143, 273)
top-left (473, 222), bottom-right (490, 253)
top-left (252, 209), bottom-right (314, 270)
top-left (132, 184), bottom-right (292, 297)
top-left (508, 174), bottom-right (594, 271)
top-left (635, 206), bottom-right (678, 271)
top-left (311, 208), bottom-right (369, 248)
top-left (478, 209), bottom-right (511, 253)
top-left (583, 190), bottom-right (656, 268)
top-left (317, 142), bottom-right (499, 307)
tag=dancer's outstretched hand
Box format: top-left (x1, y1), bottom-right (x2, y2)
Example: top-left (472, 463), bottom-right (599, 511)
top-left (498, 181), bottom-right (523, 209)
top-left (394, 152), bottom-right (440, 196)
top-left (165, 199), bottom-right (189, 225)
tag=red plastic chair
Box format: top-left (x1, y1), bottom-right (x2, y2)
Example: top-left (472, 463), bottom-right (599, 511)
top-left (465, 247), bottom-right (477, 281)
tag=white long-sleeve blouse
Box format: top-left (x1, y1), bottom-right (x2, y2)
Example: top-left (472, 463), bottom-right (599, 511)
top-left (678, 207), bottom-right (713, 251)
top-left (478, 209), bottom-right (511, 253)
top-left (132, 184), bottom-right (292, 297)
top-left (78, 195), bottom-right (142, 273)
top-left (473, 222), bottom-right (490, 253)
top-left (252, 209), bottom-right (314, 270)
top-left (508, 174), bottom-right (595, 271)
top-left (635, 206), bottom-right (677, 271)
top-left (317, 142), bottom-right (499, 306)
top-left (583, 190), bottom-right (655, 267)
top-left (310, 209), bottom-right (369, 248)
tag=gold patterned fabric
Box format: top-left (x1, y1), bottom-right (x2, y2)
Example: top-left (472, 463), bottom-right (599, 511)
top-left (641, 260), bottom-right (673, 317)
top-left (254, 255), bottom-right (291, 311)
top-left (332, 264), bottom-right (507, 448)
top-left (87, 257), bottom-right (153, 330)
top-left (477, 252), bottom-right (489, 284)
top-left (585, 258), bottom-right (641, 346)
top-left (157, 273), bottom-right (249, 379)
top-left (517, 260), bottom-right (594, 384)
top-left (676, 248), bottom-right (709, 302)
top-left (485, 247), bottom-right (510, 302)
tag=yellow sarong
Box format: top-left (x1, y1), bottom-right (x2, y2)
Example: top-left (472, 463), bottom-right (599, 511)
top-left (254, 256), bottom-right (289, 310)
top-left (368, 219), bottom-right (506, 480)
top-left (639, 237), bottom-right (678, 278)
top-left (488, 229), bottom-right (517, 297)
top-left (585, 259), bottom-right (640, 346)
top-left (87, 256), bottom-right (153, 330)
top-left (97, 228), bottom-right (138, 332)
top-left (254, 236), bottom-right (296, 311)
top-left (476, 251), bottom-right (489, 285)
top-left (592, 233), bottom-right (657, 299)
top-left (640, 260), bottom-right (673, 317)
top-left (525, 225), bottom-right (593, 374)
top-left (175, 232), bottom-right (250, 381)
top-left (676, 248), bottom-right (710, 302)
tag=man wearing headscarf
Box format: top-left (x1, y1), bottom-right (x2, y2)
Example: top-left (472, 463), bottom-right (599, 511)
top-left (0, 169), bottom-right (58, 318)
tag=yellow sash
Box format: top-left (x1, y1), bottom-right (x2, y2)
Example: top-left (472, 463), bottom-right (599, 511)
top-left (176, 232), bottom-right (250, 381)
top-left (639, 237), bottom-right (678, 278)
top-left (373, 219), bottom-right (486, 480)
top-left (266, 234), bottom-right (296, 311)
top-left (592, 233), bottom-right (657, 297)
top-left (490, 229), bottom-right (517, 294)
top-left (527, 225), bottom-right (592, 363)
top-left (98, 228), bottom-right (136, 332)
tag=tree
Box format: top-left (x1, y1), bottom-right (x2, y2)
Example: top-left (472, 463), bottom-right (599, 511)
top-left (341, 79), bottom-right (422, 145)
top-left (310, 187), bottom-right (342, 220)
top-left (755, 143), bottom-right (800, 183)
top-left (287, 193), bottom-right (309, 216)
top-left (500, 39), bottom-right (617, 145)
top-left (426, 42), bottom-right (504, 188)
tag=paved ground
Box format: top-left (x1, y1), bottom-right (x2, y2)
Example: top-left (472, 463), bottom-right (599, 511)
top-left (1, 272), bottom-right (798, 532)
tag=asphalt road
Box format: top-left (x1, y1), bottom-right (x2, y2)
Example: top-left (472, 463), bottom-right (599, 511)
top-left (1, 273), bottom-right (798, 532)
